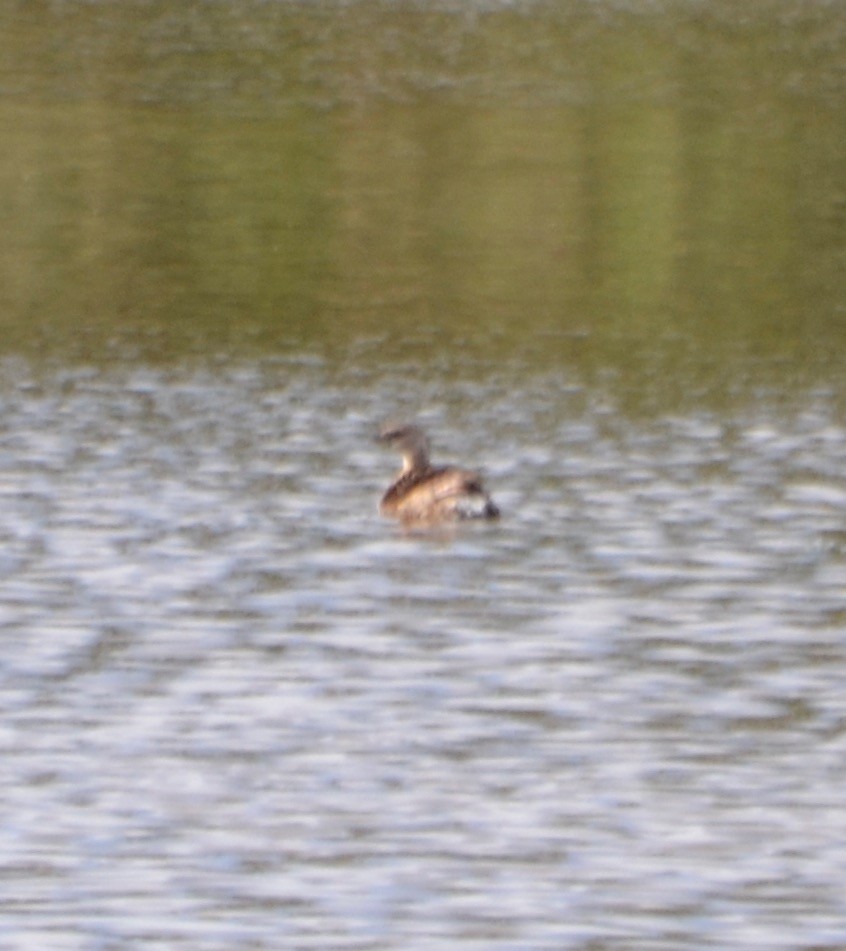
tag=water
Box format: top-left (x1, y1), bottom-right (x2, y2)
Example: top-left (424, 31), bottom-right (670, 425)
top-left (3, 1), bottom-right (846, 376)
top-left (1, 357), bottom-right (845, 950)
top-left (3, 0), bottom-right (846, 947)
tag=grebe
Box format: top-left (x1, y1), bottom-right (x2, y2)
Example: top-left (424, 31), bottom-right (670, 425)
top-left (377, 423), bottom-right (500, 523)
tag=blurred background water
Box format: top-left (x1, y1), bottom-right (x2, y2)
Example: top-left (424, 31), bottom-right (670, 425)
top-left (1, 2), bottom-right (846, 949)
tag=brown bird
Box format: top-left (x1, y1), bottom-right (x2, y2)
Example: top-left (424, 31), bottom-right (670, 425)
top-left (377, 423), bottom-right (499, 524)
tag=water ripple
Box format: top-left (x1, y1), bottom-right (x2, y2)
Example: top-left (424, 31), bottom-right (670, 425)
top-left (1, 361), bottom-right (846, 949)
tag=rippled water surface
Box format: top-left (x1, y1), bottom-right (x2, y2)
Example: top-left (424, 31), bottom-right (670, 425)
top-left (2, 358), bottom-right (846, 950)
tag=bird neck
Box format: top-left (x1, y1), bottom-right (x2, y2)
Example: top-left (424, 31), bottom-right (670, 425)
top-left (401, 447), bottom-right (429, 474)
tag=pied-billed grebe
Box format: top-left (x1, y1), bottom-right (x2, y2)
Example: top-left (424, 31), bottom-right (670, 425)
top-left (377, 423), bottom-right (500, 523)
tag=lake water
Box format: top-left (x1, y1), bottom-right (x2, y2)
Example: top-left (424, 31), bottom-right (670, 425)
top-left (3, 356), bottom-right (846, 950)
top-left (2, 2), bottom-right (846, 949)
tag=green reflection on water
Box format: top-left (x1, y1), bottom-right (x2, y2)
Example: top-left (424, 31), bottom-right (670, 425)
top-left (1, 1), bottom-right (845, 409)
